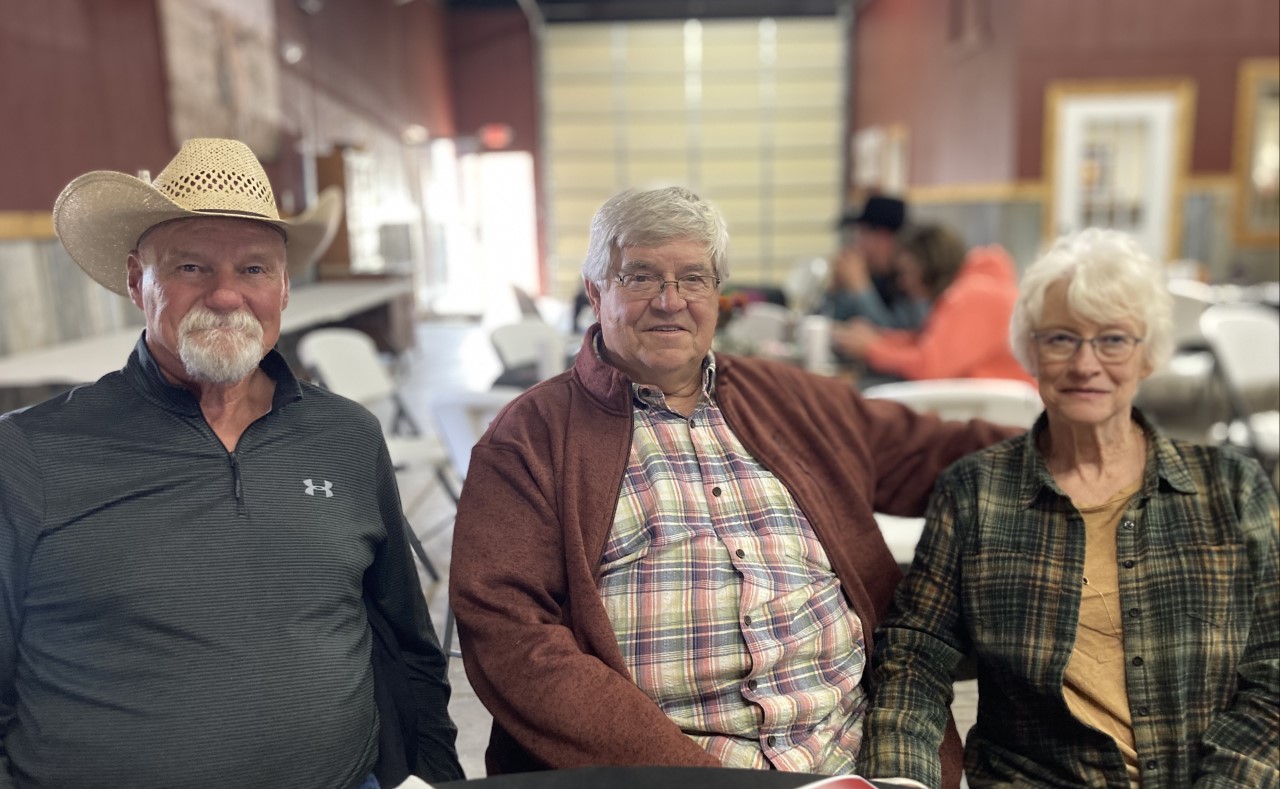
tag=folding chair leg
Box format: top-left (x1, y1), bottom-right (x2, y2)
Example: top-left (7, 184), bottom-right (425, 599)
top-left (436, 465), bottom-right (461, 505)
top-left (442, 605), bottom-right (461, 668)
top-left (407, 527), bottom-right (441, 582)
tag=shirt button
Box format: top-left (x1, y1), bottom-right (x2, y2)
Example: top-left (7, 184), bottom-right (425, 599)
top-left (1129, 608), bottom-right (1141, 618)
top-left (639, 387), bottom-right (651, 397)
top-left (743, 615), bottom-right (752, 627)
top-left (747, 679), bottom-right (758, 690)
top-left (766, 735), bottom-right (776, 747)
top-left (1145, 759), bottom-right (1157, 770)
top-left (1123, 560), bottom-right (1135, 569)
top-left (712, 487), bottom-right (722, 497)
top-left (1137, 706), bottom-right (1150, 716)
top-left (1132, 656), bottom-right (1144, 667)
top-left (689, 419), bottom-right (696, 427)
top-left (735, 548), bottom-right (745, 558)
top-left (1122, 520), bottom-right (1135, 530)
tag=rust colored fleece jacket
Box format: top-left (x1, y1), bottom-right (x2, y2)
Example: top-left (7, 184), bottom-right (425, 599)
top-left (450, 327), bottom-right (1014, 788)
top-left (866, 244), bottom-right (1031, 383)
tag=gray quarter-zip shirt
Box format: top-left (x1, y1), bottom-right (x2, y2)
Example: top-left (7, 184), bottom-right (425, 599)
top-left (0, 334), bottom-right (452, 789)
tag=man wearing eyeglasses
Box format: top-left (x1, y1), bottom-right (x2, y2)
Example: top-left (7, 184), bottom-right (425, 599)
top-left (449, 186), bottom-right (1017, 788)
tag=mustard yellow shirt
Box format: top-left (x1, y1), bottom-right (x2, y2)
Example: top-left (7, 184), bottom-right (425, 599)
top-left (1063, 480), bottom-right (1143, 787)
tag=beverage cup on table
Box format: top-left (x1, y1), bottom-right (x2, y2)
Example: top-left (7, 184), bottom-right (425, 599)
top-left (801, 315), bottom-right (834, 375)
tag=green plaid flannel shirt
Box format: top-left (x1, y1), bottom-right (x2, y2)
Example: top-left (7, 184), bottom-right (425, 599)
top-left (861, 411), bottom-right (1279, 788)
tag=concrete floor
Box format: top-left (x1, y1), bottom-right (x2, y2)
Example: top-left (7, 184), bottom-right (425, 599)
top-left (389, 317), bottom-right (1245, 780)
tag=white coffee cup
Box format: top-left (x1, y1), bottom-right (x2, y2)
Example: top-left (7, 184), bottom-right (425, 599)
top-left (801, 315), bottom-right (833, 374)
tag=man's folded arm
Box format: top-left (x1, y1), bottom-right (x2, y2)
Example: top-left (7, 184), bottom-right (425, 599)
top-left (450, 442), bottom-right (721, 770)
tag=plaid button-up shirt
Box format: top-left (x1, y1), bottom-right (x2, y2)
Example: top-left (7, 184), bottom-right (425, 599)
top-left (598, 355), bottom-right (868, 773)
top-left (862, 411), bottom-right (1280, 789)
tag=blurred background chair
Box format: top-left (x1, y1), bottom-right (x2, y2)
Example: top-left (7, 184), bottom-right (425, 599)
top-left (1139, 278), bottom-right (1219, 411)
top-left (297, 327), bottom-right (457, 580)
top-left (862, 378), bottom-right (1043, 569)
top-left (862, 378), bottom-right (1044, 429)
top-left (1168, 278), bottom-right (1217, 349)
top-left (1199, 303), bottom-right (1280, 480)
top-left (428, 386), bottom-right (523, 662)
top-left (782, 256), bottom-right (831, 315)
top-left (489, 317), bottom-right (574, 389)
top-left (722, 301), bottom-right (796, 351)
top-left (430, 387), bottom-right (523, 480)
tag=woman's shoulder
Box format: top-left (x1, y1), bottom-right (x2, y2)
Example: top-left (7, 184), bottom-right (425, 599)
top-left (1155, 432), bottom-right (1273, 491)
top-left (937, 430), bottom-right (1033, 490)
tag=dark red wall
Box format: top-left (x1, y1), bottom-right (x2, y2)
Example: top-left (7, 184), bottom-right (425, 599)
top-left (0, 0), bottom-right (457, 212)
top-left (446, 9), bottom-right (537, 155)
top-left (850, 0), bottom-right (1280, 188)
top-left (275, 0), bottom-right (455, 143)
top-left (851, 0), bottom-right (1020, 188)
top-left (1015, 0), bottom-right (1280, 179)
top-left (0, 0), bottom-right (172, 211)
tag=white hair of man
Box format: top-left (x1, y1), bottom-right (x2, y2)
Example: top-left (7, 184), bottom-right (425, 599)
top-left (581, 186), bottom-right (731, 284)
top-left (1009, 227), bottom-right (1174, 375)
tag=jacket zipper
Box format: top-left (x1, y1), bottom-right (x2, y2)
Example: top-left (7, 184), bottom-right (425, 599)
top-left (228, 451), bottom-right (247, 516)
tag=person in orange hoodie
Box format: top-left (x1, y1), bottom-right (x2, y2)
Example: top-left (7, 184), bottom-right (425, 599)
top-left (832, 223), bottom-right (1032, 384)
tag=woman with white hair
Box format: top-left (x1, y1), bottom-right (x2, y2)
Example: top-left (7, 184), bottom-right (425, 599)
top-left (859, 228), bottom-right (1279, 788)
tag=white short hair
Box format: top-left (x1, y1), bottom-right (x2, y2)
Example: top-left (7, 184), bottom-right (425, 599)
top-left (581, 186), bottom-right (730, 284)
top-left (1010, 228), bottom-right (1174, 375)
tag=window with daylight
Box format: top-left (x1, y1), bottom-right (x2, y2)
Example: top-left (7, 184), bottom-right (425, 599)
top-left (543, 17), bottom-right (845, 298)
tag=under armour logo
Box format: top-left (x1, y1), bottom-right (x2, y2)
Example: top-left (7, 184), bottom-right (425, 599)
top-left (303, 478), bottom-right (334, 497)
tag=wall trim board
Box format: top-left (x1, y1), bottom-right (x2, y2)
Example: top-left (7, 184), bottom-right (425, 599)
top-left (1232, 58), bottom-right (1280, 247)
top-left (0, 213), bottom-right (56, 241)
top-left (1183, 173), bottom-right (1236, 193)
top-left (907, 180), bottom-right (1046, 204)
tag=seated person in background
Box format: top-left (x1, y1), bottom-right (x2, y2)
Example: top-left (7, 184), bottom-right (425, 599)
top-left (450, 185), bottom-right (1020, 788)
top-left (0, 138), bottom-right (461, 788)
top-left (832, 224), bottom-right (1030, 385)
top-left (860, 228), bottom-right (1280, 788)
top-left (817, 195), bottom-right (928, 330)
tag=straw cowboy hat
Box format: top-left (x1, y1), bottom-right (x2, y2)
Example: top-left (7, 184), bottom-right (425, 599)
top-left (53, 138), bottom-right (343, 297)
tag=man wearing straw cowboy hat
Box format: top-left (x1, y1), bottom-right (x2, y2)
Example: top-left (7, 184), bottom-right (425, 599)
top-left (0, 139), bottom-right (460, 788)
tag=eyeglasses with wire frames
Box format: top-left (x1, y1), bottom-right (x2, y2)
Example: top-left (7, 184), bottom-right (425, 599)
top-left (1031, 330), bottom-right (1144, 363)
top-left (614, 271), bottom-right (722, 301)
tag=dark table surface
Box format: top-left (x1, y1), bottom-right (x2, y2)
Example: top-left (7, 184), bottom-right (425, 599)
top-left (436, 766), bottom-right (895, 789)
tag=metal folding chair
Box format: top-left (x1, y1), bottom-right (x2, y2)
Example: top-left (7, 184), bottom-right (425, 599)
top-left (1200, 303), bottom-right (1280, 479)
top-left (428, 386), bottom-right (524, 664)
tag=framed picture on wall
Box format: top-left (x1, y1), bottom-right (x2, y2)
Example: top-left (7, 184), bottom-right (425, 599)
top-left (1233, 59), bottom-right (1280, 246)
top-left (851, 124), bottom-right (909, 196)
top-left (1043, 79), bottom-right (1194, 262)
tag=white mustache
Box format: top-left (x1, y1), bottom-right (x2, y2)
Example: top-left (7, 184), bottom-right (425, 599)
top-left (179, 308), bottom-right (262, 335)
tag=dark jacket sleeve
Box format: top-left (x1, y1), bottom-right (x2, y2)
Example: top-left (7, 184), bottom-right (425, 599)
top-left (0, 418), bottom-right (39, 789)
top-left (366, 443), bottom-right (463, 783)
top-left (368, 598), bottom-right (415, 785)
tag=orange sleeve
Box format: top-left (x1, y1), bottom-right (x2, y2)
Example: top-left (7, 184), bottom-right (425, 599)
top-left (864, 287), bottom-right (1011, 380)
